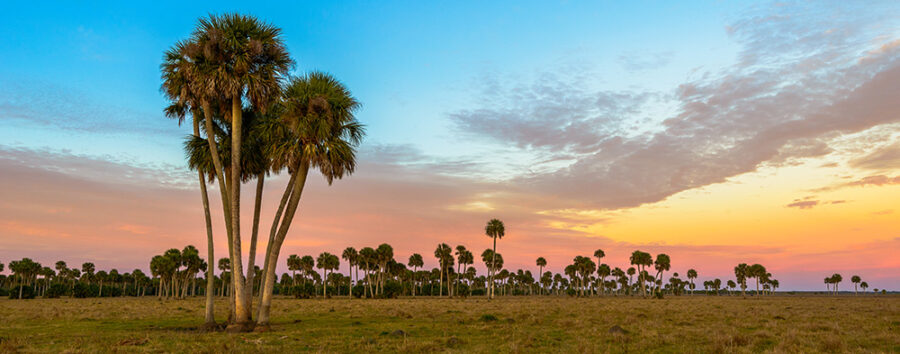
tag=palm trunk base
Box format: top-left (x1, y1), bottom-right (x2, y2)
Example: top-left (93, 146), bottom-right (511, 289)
top-left (225, 322), bottom-right (255, 333)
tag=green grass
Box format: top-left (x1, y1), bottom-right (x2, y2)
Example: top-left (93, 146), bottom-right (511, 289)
top-left (0, 295), bottom-right (898, 352)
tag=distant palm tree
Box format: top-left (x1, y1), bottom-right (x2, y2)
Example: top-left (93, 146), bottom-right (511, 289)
top-left (749, 264), bottom-right (767, 297)
top-left (851, 275), bottom-right (861, 295)
top-left (629, 251), bottom-right (652, 297)
top-left (484, 219), bottom-right (505, 300)
top-left (686, 269), bottom-right (697, 296)
top-left (454, 245), bottom-right (467, 296)
top-left (830, 273), bottom-right (843, 295)
top-left (316, 252), bottom-right (336, 297)
top-left (653, 254), bottom-right (670, 294)
top-left (342, 247), bottom-right (358, 298)
top-left (860, 281), bottom-right (868, 293)
top-left (434, 243), bottom-right (452, 297)
top-left (286, 255), bottom-right (301, 287)
top-left (536, 257), bottom-right (547, 295)
top-left (597, 264), bottom-right (611, 296)
top-left (408, 253), bottom-right (424, 296)
top-left (727, 280), bottom-right (737, 295)
top-left (734, 264), bottom-right (749, 297)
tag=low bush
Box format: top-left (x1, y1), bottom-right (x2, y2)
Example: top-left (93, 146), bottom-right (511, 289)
top-left (9, 285), bottom-right (36, 299)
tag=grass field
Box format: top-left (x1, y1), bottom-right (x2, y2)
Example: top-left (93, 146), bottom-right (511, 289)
top-left (1, 295), bottom-right (898, 353)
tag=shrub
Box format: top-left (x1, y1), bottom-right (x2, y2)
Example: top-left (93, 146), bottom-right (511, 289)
top-left (455, 283), bottom-right (470, 297)
top-left (566, 288), bottom-right (577, 297)
top-left (292, 283), bottom-right (316, 299)
top-left (381, 280), bottom-right (402, 299)
top-left (73, 283), bottom-right (98, 298)
top-left (479, 314), bottom-right (498, 322)
top-left (470, 288), bottom-right (485, 296)
top-left (45, 283), bottom-right (69, 298)
top-left (352, 285), bottom-right (365, 298)
top-left (9, 285), bottom-right (36, 299)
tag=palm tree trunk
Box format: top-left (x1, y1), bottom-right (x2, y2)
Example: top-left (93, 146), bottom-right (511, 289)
top-left (489, 236), bottom-right (497, 300)
top-left (256, 162), bottom-right (310, 326)
top-left (226, 96), bottom-right (252, 328)
top-left (194, 115), bottom-right (217, 325)
top-left (257, 173), bottom-right (296, 313)
top-left (245, 174), bottom-right (265, 312)
top-left (200, 102), bottom-right (237, 321)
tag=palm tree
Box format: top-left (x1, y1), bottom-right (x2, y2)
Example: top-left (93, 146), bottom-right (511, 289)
top-left (257, 71), bottom-right (364, 327)
top-left (535, 257), bottom-right (547, 295)
top-left (161, 40), bottom-right (221, 325)
top-left (749, 264), bottom-right (767, 297)
top-left (342, 247), bottom-right (358, 298)
top-left (733, 263), bottom-right (749, 297)
top-left (629, 251), bottom-right (652, 297)
top-left (597, 264), bottom-right (611, 296)
top-left (434, 243), bottom-right (451, 297)
top-left (484, 219), bottom-right (505, 300)
top-left (454, 245), bottom-right (467, 296)
top-left (686, 269), bottom-right (697, 296)
top-left (860, 281), bottom-right (869, 293)
top-left (830, 273), bottom-right (843, 295)
top-left (726, 280), bottom-right (737, 296)
top-left (408, 253), bottom-right (424, 297)
top-left (81, 263), bottom-right (95, 285)
top-left (316, 252), bottom-right (336, 297)
top-left (218, 258), bottom-right (231, 297)
top-left (851, 275), bottom-right (861, 295)
top-left (653, 254), bottom-right (670, 294)
top-left (286, 255), bottom-right (301, 287)
top-left (191, 14), bottom-right (292, 329)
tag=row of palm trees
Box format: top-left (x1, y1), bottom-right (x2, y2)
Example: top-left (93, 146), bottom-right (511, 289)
top-left (825, 274), bottom-right (870, 295)
top-left (3, 251), bottom-right (889, 300)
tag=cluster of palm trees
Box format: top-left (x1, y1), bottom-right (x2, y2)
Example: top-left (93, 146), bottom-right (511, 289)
top-left (825, 273), bottom-right (870, 295)
top-left (149, 246), bottom-right (207, 299)
top-left (161, 13), bottom-right (364, 331)
top-left (0, 258), bottom-right (154, 299)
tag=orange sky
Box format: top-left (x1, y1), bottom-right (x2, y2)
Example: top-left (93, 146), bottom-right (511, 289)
top-left (1, 2), bottom-right (899, 291)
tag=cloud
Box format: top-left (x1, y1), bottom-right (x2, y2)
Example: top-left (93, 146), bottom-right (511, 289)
top-left (786, 200), bottom-right (819, 209)
top-left (617, 51), bottom-right (674, 72)
top-left (850, 142), bottom-right (900, 170)
top-left (816, 174), bottom-right (900, 192)
top-left (0, 78), bottom-right (177, 135)
top-left (448, 2), bottom-right (900, 210)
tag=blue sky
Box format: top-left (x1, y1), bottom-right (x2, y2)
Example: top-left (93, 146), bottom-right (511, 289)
top-left (1, 1), bottom-right (742, 167)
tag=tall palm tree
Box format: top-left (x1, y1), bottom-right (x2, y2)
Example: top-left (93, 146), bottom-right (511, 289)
top-left (484, 219), bottom-right (505, 300)
top-left (161, 40), bottom-right (223, 325)
top-left (851, 275), bottom-right (861, 295)
top-left (182, 13), bottom-right (291, 330)
top-left (407, 253), bottom-right (424, 296)
top-left (535, 257), bottom-right (547, 295)
top-left (257, 71), bottom-right (364, 327)
top-left (686, 269), bottom-right (697, 296)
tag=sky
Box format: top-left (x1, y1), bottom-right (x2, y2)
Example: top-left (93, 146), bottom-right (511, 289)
top-left (1, 1), bottom-right (898, 291)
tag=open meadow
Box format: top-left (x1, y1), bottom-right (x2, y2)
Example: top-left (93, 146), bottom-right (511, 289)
top-left (1, 295), bottom-right (898, 353)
